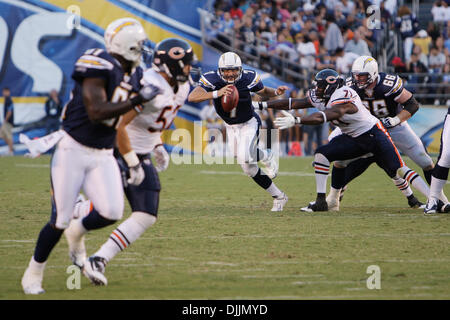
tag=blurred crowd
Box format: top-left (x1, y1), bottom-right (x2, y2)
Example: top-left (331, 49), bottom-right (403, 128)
top-left (207, 0), bottom-right (450, 106)
top-left (392, 1), bottom-right (450, 105)
top-left (208, 0), bottom-right (394, 77)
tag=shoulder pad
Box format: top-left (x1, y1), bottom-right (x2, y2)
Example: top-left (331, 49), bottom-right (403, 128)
top-left (242, 70), bottom-right (261, 89)
top-left (75, 52), bottom-right (114, 71)
top-left (199, 72), bottom-right (220, 90)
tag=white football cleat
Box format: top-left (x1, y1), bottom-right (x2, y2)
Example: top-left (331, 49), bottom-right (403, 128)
top-left (83, 256), bottom-right (108, 286)
top-left (423, 199), bottom-right (438, 215)
top-left (271, 193), bottom-right (288, 212)
top-left (64, 219), bottom-right (86, 268)
top-left (260, 149), bottom-right (278, 179)
top-left (21, 267), bottom-right (45, 295)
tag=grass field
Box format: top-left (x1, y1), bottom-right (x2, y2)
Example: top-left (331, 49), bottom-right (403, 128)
top-left (0, 155), bottom-right (449, 300)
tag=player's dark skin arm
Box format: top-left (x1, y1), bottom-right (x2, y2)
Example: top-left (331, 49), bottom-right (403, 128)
top-left (260, 97), bottom-right (313, 110)
top-left (82, 78), bottom-right (137, 122)
top-left (300, 103), bottom-right (357, 125)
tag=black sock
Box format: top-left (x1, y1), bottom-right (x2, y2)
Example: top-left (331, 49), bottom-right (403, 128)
top-left (331, 166), bottom-right (347, 189)
top-left (33, 222), bottom-right (64, 263)
top-left (432, 164), bottom-right (449, 180)
top-left (252, 168), bottom-right (273, 189)
top-left (343, 156), bottom-right (375, 185)
top-left (423, 169), bottom-right (433, 185)
top-left (316, 193), bottom-right (326, 201)
top-left (81, 208), bottom-right (117, 231)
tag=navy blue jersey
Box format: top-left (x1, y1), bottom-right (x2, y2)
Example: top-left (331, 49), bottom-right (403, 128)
top-left (348, 72), bottom-right (404, 119)
top-left (62, 48), bottom-right (143, 149)
top-left (199, 69), bottom-right (264, 124)
top-left (394, 14), bottom-right (419, 39)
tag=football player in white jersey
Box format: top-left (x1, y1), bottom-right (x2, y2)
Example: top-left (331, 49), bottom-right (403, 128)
top-left (255, 69), bottom-right (427, 211)
top-left (323, 56), bottom-right (449, 211)
top-left (74, 38), bottom-right (195, 285)
top-left (20, 18), bottom-right (161, 294)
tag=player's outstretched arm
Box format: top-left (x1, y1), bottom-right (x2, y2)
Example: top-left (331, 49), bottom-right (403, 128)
top-left (273, 103), bottom-right (356, 129)
top-left (253, 97), bottom-right (313, 111)
top-left (188, 85), bottom-right (234, 103)
top-left (255, 85), bottom-right (289, 98)
top-left (82, 78), bottom-right (160, 122)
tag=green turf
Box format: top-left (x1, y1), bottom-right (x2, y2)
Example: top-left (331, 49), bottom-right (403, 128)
top-left (1, 155), bottom-right (449, 300)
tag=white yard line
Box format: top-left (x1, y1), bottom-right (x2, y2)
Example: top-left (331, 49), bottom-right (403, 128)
top-left (14, 163), bottom-right (50, 168)
top-left (199, 170), bottom-right (315, 177)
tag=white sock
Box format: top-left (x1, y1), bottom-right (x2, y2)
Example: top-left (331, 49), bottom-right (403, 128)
top-left (399, 167), bottom-right (430, 197)
top-left (95, 212), bottom-right (156, 262)
top-left (28, 256), bottom-right (46, 274)
top-left (266, 182), bottom-right (283, 198)
top-left (314, 153), bottom-right (330, 194)
top-left (429, 177), bottom-right (447, 202)
top-left (392, 176), bottom-right (413, 197)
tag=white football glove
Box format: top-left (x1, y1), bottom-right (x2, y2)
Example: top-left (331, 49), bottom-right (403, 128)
top-left (274, 110), bottom-right (301, 130)
top-left (153, 144), bottom-right (170, 172)
top-left (381, 116), bottom-right (401, 128)
top-left (128, 163), bottom-right (145, 185)
top-left (123, 151), bottom-right (145, 186)
top-left (19, 130), bottom-right (65, 158)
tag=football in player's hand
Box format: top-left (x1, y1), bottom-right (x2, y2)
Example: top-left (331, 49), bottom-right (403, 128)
top-left (221, 85), bottom-right (239, 112)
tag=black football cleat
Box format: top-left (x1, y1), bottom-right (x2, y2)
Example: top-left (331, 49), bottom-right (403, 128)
top-left (300, 199), bottom-right (328, 212)
top-left (407, 195), bottom-right (425, 209)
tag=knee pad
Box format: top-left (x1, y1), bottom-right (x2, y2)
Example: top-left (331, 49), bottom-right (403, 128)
top-left (241, 162), bottom-right (259, 177)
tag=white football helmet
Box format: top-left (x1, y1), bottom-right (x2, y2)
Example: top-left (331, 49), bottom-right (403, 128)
top-left (218, 52), bottom-right (242, 83)
top-left (104, 18), bottom-right (147, 63)
top-left (351, 56), bottom-right (379, 89)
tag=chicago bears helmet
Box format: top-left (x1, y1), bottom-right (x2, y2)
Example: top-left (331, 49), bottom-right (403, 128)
top-left (152, 38), bottom-right (195, 83)
top-left (104, 18), bottom-right (147, 63)
top-left (351, 56), bottom-right (379, 89)
top-left (313, 69), bottom-right (344, 102)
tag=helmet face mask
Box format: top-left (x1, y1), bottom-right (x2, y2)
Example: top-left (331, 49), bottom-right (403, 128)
top-left (351, 56), bottom-right (378, 89)
top-left (104, 18), bottom-right (147, 64)
top-left (153, 38), bottom-right (194, 83)
top-left (218, 52), bottom-right (242, 84)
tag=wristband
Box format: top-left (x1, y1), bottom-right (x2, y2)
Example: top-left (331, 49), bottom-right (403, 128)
top-left (295, 116), bottom-right (302, 124)
top-left (318, 111), bottom-right (327, 123)
top-left (212, 90), bottom-right (218, 99)
top-left (123, 150), bottom-right (140, 167)
top-left (391, 116), bottom-right (401, 126)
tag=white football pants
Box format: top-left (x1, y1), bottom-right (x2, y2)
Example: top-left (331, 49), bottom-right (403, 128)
top-left (50, 134), bottom-right (124, 229)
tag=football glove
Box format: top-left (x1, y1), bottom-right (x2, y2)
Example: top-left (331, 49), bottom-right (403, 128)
top-left (274, 110), bottom-right (301, 130)
top-left (381, 116), bottom-right (401, 128)
top-left (123, 151), bottom-right (145, 186)
top-left (127, 163), bottom-right (145, 186)
top-left (130, 84), bottom-right (162, 107)
top-left (153, 144), bottom-right (170, 172)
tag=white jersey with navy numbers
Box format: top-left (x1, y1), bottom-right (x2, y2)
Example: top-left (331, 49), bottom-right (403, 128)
top-left (309, 86), bottom-right (378, 137)
top-left (126, 68), bottom-right (190, 154)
